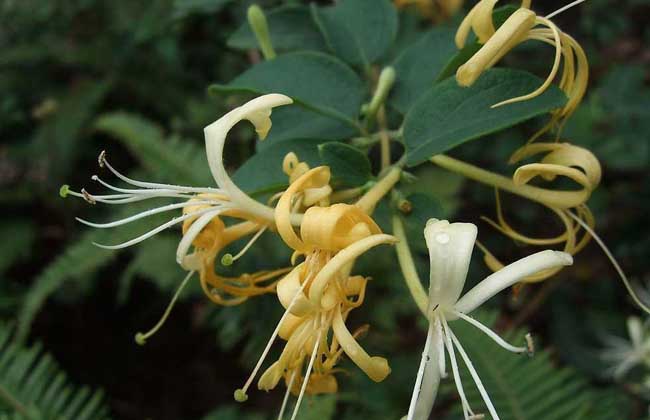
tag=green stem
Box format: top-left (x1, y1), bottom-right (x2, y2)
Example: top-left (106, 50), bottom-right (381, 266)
top-left (356, 167), bottom-right (401, 214)
top-left (392, 216), bottom-right (428, 316)
top-left (430, 154), bottom-right (584, 209)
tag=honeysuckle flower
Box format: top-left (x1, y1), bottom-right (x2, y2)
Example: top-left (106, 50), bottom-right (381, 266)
top-left (478, 142), bottom-right (600, 282)
top-left (455, 0), bottom-right (588, 138)
top-left (406, 219), bottom-right (573, 420)
top-left (234, 166), bottom-right (396, 420)
top-left (601, 317), bottom-right (650, 380)
top-left (61, 94), bottom-right (325, 341)
top-left (394, 0), bottom-right (464, 22)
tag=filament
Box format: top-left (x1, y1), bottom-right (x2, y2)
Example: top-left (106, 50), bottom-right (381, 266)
top-left (277, 370), bottom-right (297, 420)
top-left (566, 210), bottom-right (650, 315)
top-left (134, 270), bottom-right (195, 345)
top-left (222, 225), bottom-right (268, 266)
top-left (290, 333), bottom-right (321, 420)
top-left (546, 0), bottom-right (587, 19)
top-left (441, 317), bottom-right (476, 419)
top-left (453, 311), bottom-right (527, 353)
top-left (76, 200), bottom-right (221, 229)
top-left (449, 328), bottom-right (499, 420)
top-left (406, 322), bottom-right (435, 420)
top-left (93, 207), bottom-right (218, 250)
top-left (235, 275), bottom-right (310, 401)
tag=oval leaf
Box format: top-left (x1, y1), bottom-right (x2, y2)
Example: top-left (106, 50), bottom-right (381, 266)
top-left (209, 52), bottom-right (364, 126)
top-left (403, 68), bottom-right (567, 166)
top-left (311, 0), bottom-right (398, 68)
top-left (318, 142), bottom-right (372, 187)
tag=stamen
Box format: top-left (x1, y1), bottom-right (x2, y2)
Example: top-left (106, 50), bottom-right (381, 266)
top-left (448, 328), bottom-right (499, 420)
top-left (234, 275), bottom-right (310, 402)
top-left (76, 200), bottom-right (221, 229)
top-left (290, 333), bottom-right (321, 420)
top-left (134, 270), bottom-right (195, 345)
top-left (441, 318), bottom-right (475, 420)
top-left (277, 370), bottom-right (297, 420)
top-left (59, 184), bottom-right (70, 198)
top-left (453, 311), bottom-right (527, 353)
top-left (546, 0), bottom-right (587, 19)
top-left (406, 322), bottom-right (435, 420)
top-left (221, 226), bottom-right (268, 266)
top-left (100, 151), bottom-right (222, 194)
top-left (566, 210), bottom-right (650, 315)
top-left (92, 175), bottom-right (197, 197)
top-left (93, 207), bottom-right (219, 250)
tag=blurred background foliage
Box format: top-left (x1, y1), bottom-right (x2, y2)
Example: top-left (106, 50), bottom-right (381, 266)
top-left (0, 0), bottom-right (649, 419)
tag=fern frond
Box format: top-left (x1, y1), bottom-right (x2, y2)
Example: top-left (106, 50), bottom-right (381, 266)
top-left (0, 323), bottom-right (111, 420)
top-left (94, 112), bottom-right (213, 186)
top-left (440, 310), bottom-right (629, 420)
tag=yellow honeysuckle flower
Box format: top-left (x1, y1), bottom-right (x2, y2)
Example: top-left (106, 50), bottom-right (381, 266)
top-left (394, 0), bottom-right (464, 22)
top-left (431, 141), bottom-right (600, 283)
top-left (234, 167), bottom-right (397, 420)
top-left (455, 0), bottom-right (588, 138)
top-left (60, 94), bottom-right (332, 342)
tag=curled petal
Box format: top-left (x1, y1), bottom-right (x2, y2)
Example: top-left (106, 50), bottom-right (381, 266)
top-left (204, 94), bottom-right (293, 222)
top-left (277, 264), bottom-right (317, 317)
top-left (332, 305), bottom-right (390, 382)
top-left (301, 204), bottom-right (381, 252)
top-left (275, 166), bottom-right (331, 252)
top-left (471, 0), bottom-right (499, 43)
top-left (308, 233), bottom-right (397, 305)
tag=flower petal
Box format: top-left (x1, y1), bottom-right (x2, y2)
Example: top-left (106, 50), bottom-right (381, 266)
top-left (455, 250), bottom-right (572, 314)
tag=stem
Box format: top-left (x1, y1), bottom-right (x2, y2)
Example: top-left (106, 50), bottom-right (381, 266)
top-left (330, 187), bottom-right (364, 203)
top-left (392, 216), bottom-right (428, 316)
top-left (366, 66), bottom-right (396, 127)
top-left (356, 167), bottom-right (401, 214)
top-left (0, 384), bottom-right (29, 417)
top-left (378, 107), bottom-right (391, 170)
top-left (430, 154), bottom-right (584, 209)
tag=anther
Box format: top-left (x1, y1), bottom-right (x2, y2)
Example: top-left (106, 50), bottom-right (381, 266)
top-left (98, 150), bottom-right (106, 167)
top-left (525, 333), bottom-right (535, 356)
top-left (81, 189), bottom-right (96, 204)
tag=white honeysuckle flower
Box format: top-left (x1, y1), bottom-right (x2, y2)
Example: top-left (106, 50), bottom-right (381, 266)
top-left (601, 316), bottom-right (650, 379)
top-left (406, 219), bottom-right (573, 420)
top-left (62, 94), bottom-right (294, 270)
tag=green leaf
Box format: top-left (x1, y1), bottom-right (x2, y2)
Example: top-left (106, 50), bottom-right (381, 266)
top-left (233, 138), bottom-right (323, 195)
top-left (95, 112), bottom-right (213, 186)
top-left (227, 5), bottom-right (327, 53)
top-left (209, 52), bottom-right (364, 125)
top-left (201, 404), bottom-right (266, 420)
top-left (391, 27), bottom-right (458, 114)
top-left (440, 310), bottom-right (632, 420)
top-left (259, 105), bottom-right (357, 150)
top-left (399, 193), bottom-right (444, 252)
top-left (172, 0), bottom-right (233, 19)
top-left (295, 394), bottom-right (337, 420)
top-left (310, 0), bottom-right (398, 68)
top-left (403, 69), bottom-right (567, 166)
top-left (318, 142), bottom-right (372, 187)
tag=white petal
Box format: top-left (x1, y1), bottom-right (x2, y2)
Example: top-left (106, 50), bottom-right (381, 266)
top-left (204, 94), bottom-right (293, 222)
top-left (455, 250), bottom-right (573, 314)
top-left (424, 219), bottom-right (477, 310)
top-left (407, 320), bottom-right (442, 420)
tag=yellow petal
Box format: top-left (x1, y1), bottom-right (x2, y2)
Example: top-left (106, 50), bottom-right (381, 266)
top-left (332, 305), bottom-right (390, 382)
